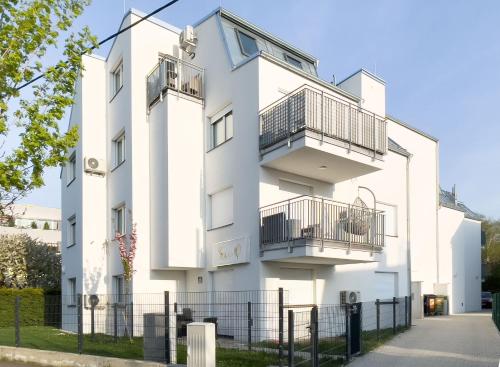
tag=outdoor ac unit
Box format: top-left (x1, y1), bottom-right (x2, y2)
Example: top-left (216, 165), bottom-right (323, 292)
top-left (84, 157), bottom-right (105, 175)
top-left (340, 290), bottom-right (361, 304)
top-left (180, 25), bottom-right (197, 58)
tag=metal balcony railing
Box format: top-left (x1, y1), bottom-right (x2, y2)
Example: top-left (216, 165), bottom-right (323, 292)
top-left (259, 195), bottom-right (385, 250)
top-left (146, 55), bottom-right (204, 107)
top-left (259, 85), bottom-right (387, 155)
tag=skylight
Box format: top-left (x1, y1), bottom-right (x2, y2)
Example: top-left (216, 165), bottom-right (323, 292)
top-left (236, 30), bottom-right (259, 56)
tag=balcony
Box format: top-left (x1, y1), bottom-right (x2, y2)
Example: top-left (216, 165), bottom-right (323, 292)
top-left (259, 86), bottom-right (387, 182)
top-left (147, 55), bottom-right (204, 107)
top-left (259, 196), bottom-right (385, 265)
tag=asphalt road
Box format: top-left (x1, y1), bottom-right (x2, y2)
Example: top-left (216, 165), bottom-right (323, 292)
top-left (351, 311), bottom-right (500, 367)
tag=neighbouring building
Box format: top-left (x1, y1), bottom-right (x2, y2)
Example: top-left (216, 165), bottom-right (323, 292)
top-left (60, 7), bottom-right (481, 329)
top-left (0, 203), bottom-right (61, 250)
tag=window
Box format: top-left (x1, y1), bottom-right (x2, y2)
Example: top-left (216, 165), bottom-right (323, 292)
top-left (111, 61), bottom-right (123, 97)
top-left (67, 152), bottom-right (76, 185)
top-left (67, 216), bottom-right (76, 247)
top-left (68, 278), bottom-right (76, 306)
top-left (113, 275), bottom-right (125, 303)
top-left (209, 187), bottom-right (233, 229)
top-left (210, 111), bottom-right (233, 149)
top-left (284, 54), bottom-right (303, 69)
top-left (113, 133), bottom-right (125, 168)
top-left (236, 30), bottom-right (258, 56)
top-left (378, 203), bottom-right (398, 237)
top-left (113, 205), bottom-right (125, 235)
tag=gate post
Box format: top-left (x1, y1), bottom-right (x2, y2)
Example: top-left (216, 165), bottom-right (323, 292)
top-left (392, 297), bottom-right (397, 335)
top-left (247, 301), bottom-right (252, 351)
top-left (404, 296), bottom-right (408, 328)
top-left (278, 287), bottom-right (284, 366)
top-left (77, 294), bottom-right (83, 354)
top-left (409, 292), bottom-right (412, 328)
top-left (164, 291), bottom-right (171, 364)
top-left (376, 299), bottom-right (380, 341)
top-left (311, 306), bottom-right (319, 367)
top-left (288, 310), bottom-right (294, 367)
top-left (14, 296), bottom-right (20, 347)
top-left (113, 303), bottom-right (118, 342)
top-left (90, 301), bottom-right (95, 340)
top-left (345, 304), bottom-right (351, 362)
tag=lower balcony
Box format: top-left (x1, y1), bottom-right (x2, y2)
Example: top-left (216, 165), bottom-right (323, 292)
top-left (259, 195), bottom-right (385, 265)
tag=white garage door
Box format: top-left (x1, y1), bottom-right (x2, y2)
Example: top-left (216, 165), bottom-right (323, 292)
top-left (375, 272), bottom-right (398, 300)
top-left (278, 268), bottom-right (314, 305)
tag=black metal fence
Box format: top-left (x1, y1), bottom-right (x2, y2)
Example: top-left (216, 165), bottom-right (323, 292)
top-left (493, 293), bottom-right (500, 331)
top-left (0, 290), bottom-right (410, 366)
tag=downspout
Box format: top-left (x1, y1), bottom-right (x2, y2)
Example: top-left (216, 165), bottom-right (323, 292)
top-left (406, 154), bottom-right (413, 304)
top-left (435, 142), bottom-right (440, 285)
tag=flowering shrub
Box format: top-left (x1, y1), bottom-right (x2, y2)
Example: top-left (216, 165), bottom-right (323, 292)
top-left (115, 223), bottom-right (137, 281)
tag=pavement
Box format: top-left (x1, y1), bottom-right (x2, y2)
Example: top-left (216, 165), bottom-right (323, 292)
top-left (351, 311), bottom-right (500, 367)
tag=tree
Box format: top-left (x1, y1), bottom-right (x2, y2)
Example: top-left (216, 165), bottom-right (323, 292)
top-left (0, 0), bottom-right (97, 215)
top-left (481, 219), bottom-right (500, 292)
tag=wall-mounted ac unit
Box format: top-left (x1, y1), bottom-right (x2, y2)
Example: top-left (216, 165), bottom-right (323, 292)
top-left (179, 25), bottom-right (197, 58)
top-left (340, 290), bottom-right (361, 304)
top-left (84, 157), bottom-right (105, 175)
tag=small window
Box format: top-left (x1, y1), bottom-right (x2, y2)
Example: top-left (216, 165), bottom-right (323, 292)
top-left (113, 205), bottom-right (125, 235)
top-left (209, 187), bottom-right (234, 229)
top-left (236, 30), bottom-right (258, 56)
top-left (67, 216), bottom-right (76, 247)
top-left (284, 54), bottom-right (303, 69)
top-left (112, 61), bottom-right (123, 97)
top-left (67, 152), bottom-right (76, 185)
top-left (68, 278), bottom-right (76, 306)
top-left (113, 275), bottom-right (125, 303)
top-left (210, 111), bottom-right (233, 149)
top-left (113, 133), bottom-right (125, 168)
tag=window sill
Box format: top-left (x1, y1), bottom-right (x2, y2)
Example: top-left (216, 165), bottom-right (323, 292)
top-left (111, 160), bottom-right (126, 173)
top-left (109, 85), bottom-right (123, 103)
top-left (66, 177), bottom-right (76, 187)
top-left (207, 137), bottom-right (233, 153)
top-left (67, 304), bottom-right (76, 308)
top-left (66, 243), bottom-right (76, 249)
top-left (207, 222), bottom-right (233, 232)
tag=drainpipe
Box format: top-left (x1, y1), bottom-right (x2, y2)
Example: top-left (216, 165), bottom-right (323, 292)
top-left (435, 142), bottom-right (440, 285)
top-left (406, 154), bottom-right (413, 302)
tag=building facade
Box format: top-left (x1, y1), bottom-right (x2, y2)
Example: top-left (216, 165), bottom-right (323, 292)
top-left (60, 8), bottom-right (480, 318)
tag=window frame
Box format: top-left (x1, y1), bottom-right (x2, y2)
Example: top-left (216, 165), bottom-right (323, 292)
top-left (235, 29), bottom-right (259, 57)
top-left (112, 131), bottom-right (126, 169)
top-left (68, 278), bottom-right (77, 306)
top-left (284, 54), bottom-right (303, 70)
top-left (111, 60), bottom-right (123, 99)
top-left (67, 152), bottom-right (76, 186)
top-left (113, 275), bottom-right (125, 304)
top-left (113, 205), bottom-right (126, 235)
top-left (208, 186), bottom-right (234, 230)
top-left (67, 215), bottom-right (76, 248)
top-left (209, 110), bottom-right (233, 150)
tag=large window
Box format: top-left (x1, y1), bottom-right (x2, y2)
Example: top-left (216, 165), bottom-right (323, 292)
top-left (209, 187), bottom-right (234, 229)
top-left (68, 278), bottom-right (76, 306)
top-left (113, 132), bottom-right (125, 168)
top-left (111, 61), bottom-right (123, 97)
top-left (67, 152), bottom-right (76, 185)
top-left (113, 205), bottom-right (125, 235)
top-left (211, 111), bottom-right (233, 149)
top-left (67, 215), bottom-right (76, 247)
top-left (236, 30), bottom-right (258, 56)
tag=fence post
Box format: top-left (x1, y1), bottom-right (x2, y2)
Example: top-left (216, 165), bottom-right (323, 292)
top-left (113, 303), bottom-right (118, 343)
top-left (409, 292), bottom-right (412, 328)
top-left (247, 301), bottom-right (252, 351)
top-left (376, 299), bottom-right (380, 342)
top-left (392, 297), bottom-right (397, 335)
top-left (288, 309), bottom-right (294, 367)
top-left (311, 306), bottom-right (319, 367)
top-left (164, 291), bottom-right (171, 364)
top-left (90, 301), bottom-right (95, 341)
top-left (130, 301), bottom-right (134, 338)
top-left (278, 287), bottom-right (284, 367)
top-left (404, 296), bottom-right (408, 329)
top-left (77, 294), bottom-right (83, 354)
top-left (14, 296), bottom-right (20, 347)
top-left (345, 303), bottom-right (351, 363)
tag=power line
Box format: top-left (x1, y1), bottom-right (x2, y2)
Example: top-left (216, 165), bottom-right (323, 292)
top-left (16, 0), bottom-right (181, 91)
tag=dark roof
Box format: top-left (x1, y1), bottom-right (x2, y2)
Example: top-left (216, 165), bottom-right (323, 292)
top-left (440, 188), bottom-right (483, 221)
top-left (388, 137), bottom-right (410, 157)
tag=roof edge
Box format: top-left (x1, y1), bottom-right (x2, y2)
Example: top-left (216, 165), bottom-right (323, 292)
top-left (337, 68), bottom-right (386, 86)
top-left (387, 114), bottom-right (439, 142)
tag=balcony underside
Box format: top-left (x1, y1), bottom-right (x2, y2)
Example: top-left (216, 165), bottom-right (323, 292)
top-left (260, 239), bottom-right (380, 265)
top-left (260, 129), bottom-right (384, 183)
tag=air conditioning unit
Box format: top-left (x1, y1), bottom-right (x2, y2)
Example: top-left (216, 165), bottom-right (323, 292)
top-left (340, 290), bottom-right (361, 304)
top-left (179, 25), bottom-right (197, 58)
top-left (84, 157), bottom-right (105, 175)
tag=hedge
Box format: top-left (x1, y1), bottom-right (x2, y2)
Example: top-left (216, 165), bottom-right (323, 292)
top-left (0, 288), bottom-right (44, 327)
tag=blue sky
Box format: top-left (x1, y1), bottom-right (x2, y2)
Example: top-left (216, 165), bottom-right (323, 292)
top-left (20, 0), bottom-right (500, 218)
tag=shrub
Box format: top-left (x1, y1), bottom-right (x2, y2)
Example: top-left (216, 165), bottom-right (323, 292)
top-left (0, 288), bottom-right (44, 327)
top-left (31, 221), bottom-right (37, 229)
top-left (43, 222), bottom-right (50, 230)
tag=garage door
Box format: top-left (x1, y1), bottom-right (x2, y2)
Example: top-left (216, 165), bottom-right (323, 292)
top-left (375, 272), bottom-right (398, 299)
top-left (278, 268), bottom-right (314, 305)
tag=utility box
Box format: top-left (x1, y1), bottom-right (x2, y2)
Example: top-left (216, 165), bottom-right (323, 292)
top-left (143, 313), bottom-right (165, 362)
top-left (187, 322), bottom-right (215, 367)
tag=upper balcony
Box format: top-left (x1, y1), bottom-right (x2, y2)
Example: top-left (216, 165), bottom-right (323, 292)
top-left (147, 55), bottom-right (204, 108)
top-left (259, 195), bottom-right (385, 265)
top-left (259, 85), bottom-right (387, 183)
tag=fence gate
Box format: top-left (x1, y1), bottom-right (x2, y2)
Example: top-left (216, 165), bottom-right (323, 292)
top-left (285, 304), bottom-right (318, 367)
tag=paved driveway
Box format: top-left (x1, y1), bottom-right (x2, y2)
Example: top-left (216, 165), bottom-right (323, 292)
top-left (351, 311), bottom-right (500, 367)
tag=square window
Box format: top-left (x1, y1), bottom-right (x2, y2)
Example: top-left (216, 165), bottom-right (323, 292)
top-left (209, 187), bottom-right (233, 229)
top-left (67, 152), bottom-right (76, 185)
top-left (236, 30), bottom-right (258, 56)
top-left (112, 61), bottom-right (123, 97)
top-left (114, 206), bottom-right (125, 235)
top-left (210, 111), bottom-right (233, 149)
top-left (67, 216), bottom-right (76, 247)
top-left (284, 54), bottom-right (303, 69)
top-left (113, 133), bottom-right (125, 168)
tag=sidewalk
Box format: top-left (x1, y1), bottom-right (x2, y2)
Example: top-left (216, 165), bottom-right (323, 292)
top-left (351, 311), bottom-right (500, 367)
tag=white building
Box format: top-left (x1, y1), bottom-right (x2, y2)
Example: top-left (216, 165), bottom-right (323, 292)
top-left (0, 203), bottom-right (61, 249)
top-left (60, 8), bottom-right (481, 320)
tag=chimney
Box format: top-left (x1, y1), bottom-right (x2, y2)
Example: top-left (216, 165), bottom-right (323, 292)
top-left (452, 184), bottom-right (457, 205)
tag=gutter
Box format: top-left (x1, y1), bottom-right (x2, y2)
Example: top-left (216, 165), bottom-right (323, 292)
top-left (435, 141), bottom-right (440, 284)
top-left (406, 153), bottom-right (413, 323)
